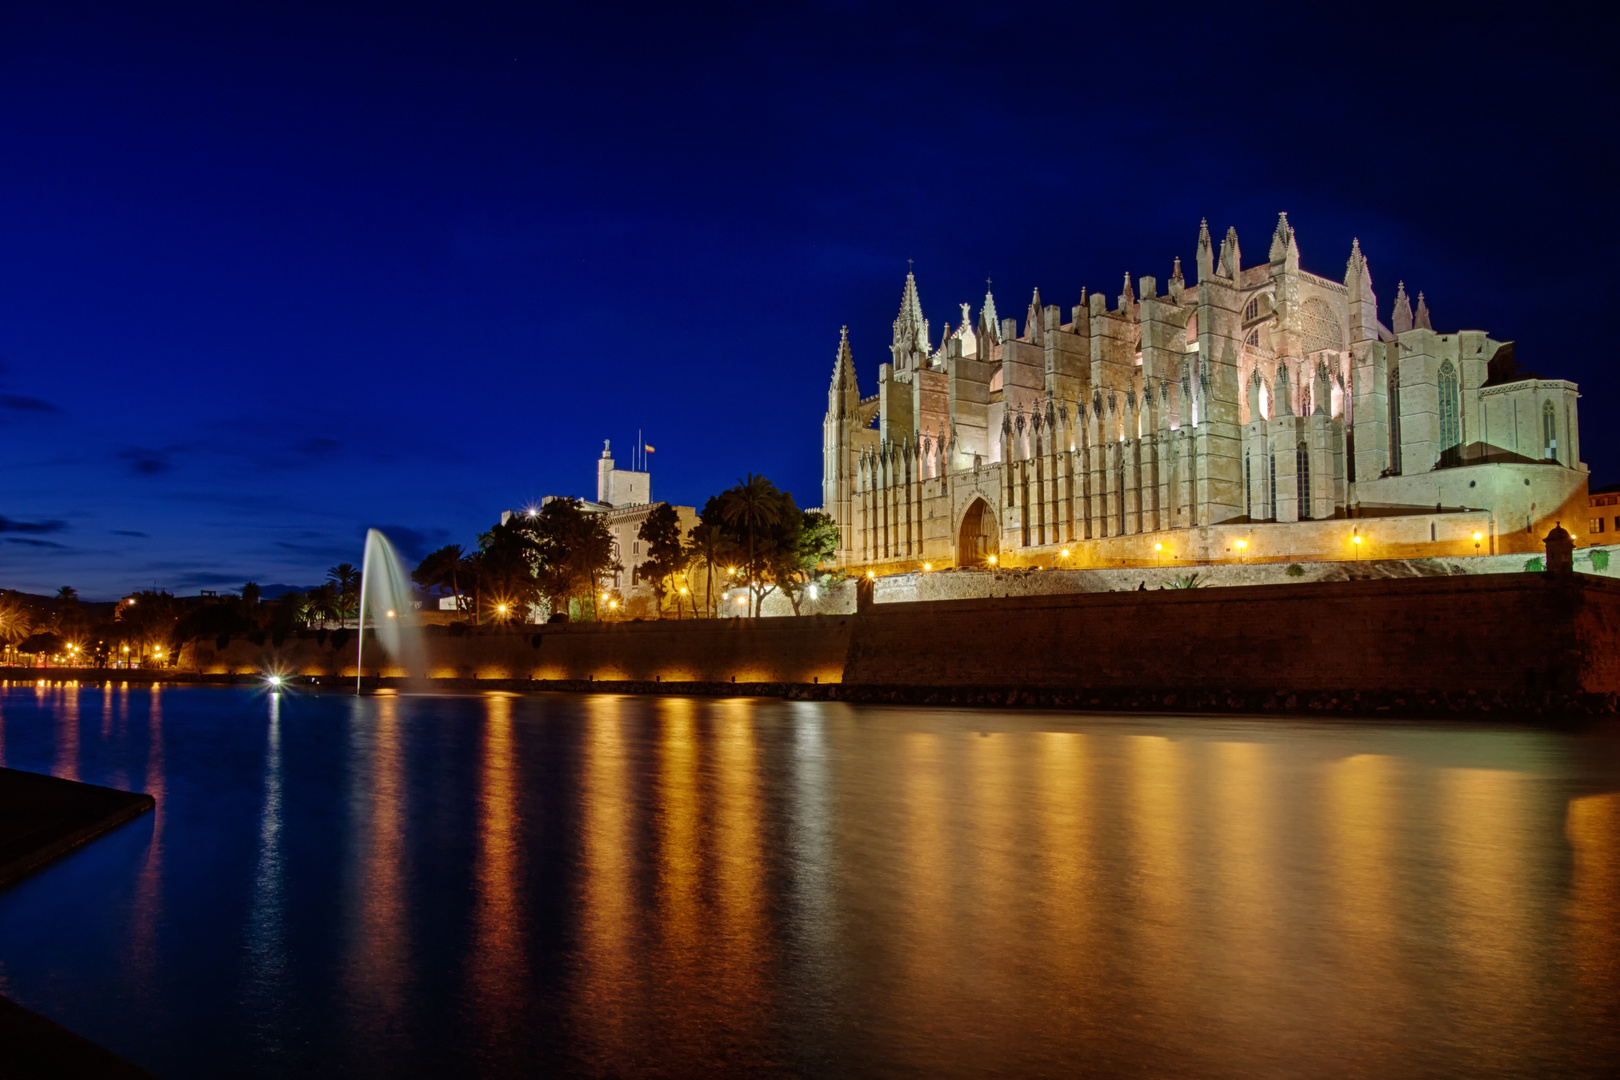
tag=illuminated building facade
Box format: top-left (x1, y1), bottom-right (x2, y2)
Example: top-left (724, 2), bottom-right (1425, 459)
top-left (823, 214), bottom-right (1589, 569)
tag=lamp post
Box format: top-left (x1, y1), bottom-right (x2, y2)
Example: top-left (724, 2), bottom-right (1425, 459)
top-left (1235, 538), bottom-right (1248, 563)
top-left (1353, 533), bottom-right (1362, 561)
top-left (1473, 531), bottom-right (1483, 559)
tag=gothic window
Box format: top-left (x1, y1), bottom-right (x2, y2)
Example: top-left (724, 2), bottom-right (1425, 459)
top-left (1543, 400), bottom-right (1558, 461)
top-left (1297, 441), bottom-right (1312, 520)
top-left (1245, 329), bottom-right (1260, 349)
top-left (1244, 297), bottom-right (1260, 321)
top-left (1245, 456), bottom-right (1252, 519)
top-left (1387, 364), bottom-right (1402, 475)
top-left (1299, 298), bottom-right (1343, 355)
top-left (1438, 360), bottom-right (1461, 463)
top-left (1268, 453), bottom-right (1278, 521)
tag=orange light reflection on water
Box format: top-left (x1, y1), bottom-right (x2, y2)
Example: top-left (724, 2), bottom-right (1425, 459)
top-left (467, 693), bottom-right (527, 1056)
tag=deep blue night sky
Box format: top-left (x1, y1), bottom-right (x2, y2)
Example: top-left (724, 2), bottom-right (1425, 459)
top-left (2, 1), bottom-right (1616, 598)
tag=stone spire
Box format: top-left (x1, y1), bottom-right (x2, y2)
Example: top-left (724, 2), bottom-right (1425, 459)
top-left (1269, 212), bottom-right (1292, 263)
top-left (827, 324), bottom-right (861, 421)
top-left (1345, 237), bottom-right (1367, 281)
top-left (1414, 291), bottom-right (1432, 331)
top-left (1119, 272), bottom-right (1135, 312)
top-left (979, 281), bottom-right (1001, 346)
top-left (1169, 255), bottom-right (1185, 303)
top-left (1026, 287), bottom-right (1043, 342)
top-left (892, 270), bottom-right (929, 361)
top-left (1392, 282), bottom-right (1413, 335)
top-left (1196, 218), bottom-right (1214, 281)
top-left (1221, 226), bottom-right (1241, 278)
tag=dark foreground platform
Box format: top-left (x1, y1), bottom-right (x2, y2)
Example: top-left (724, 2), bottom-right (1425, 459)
top-left (0, 767), bottom-right (158, 1078)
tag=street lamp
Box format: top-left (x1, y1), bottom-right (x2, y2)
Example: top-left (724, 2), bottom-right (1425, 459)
top-left (1234, 538), bottom-right (1248, 563)
top-left (1473, 530), bottom-right (1483, 558)
top-left (1352, 533), bottom-right (1363, 561)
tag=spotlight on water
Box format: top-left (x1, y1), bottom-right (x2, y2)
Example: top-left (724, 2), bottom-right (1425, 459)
top-left (266, 675), bottom-right (283, 689)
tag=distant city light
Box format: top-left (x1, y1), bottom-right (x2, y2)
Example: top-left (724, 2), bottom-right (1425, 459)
top-left (267, 675), bottom-right (283, 688)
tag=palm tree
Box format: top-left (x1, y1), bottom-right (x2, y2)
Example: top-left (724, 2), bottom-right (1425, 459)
top-left (0, 595), bottom-right (32, 666)
top-left (306, 582), bottom-right (340, 628)
top-left (720, 474), bottom-right (783, 617)
top-left (412, 544), bottom-right (467, 615)
top-left (55, 586), bottom-right (78, 603)
top-left (327, 564), bottom-right (360, 628)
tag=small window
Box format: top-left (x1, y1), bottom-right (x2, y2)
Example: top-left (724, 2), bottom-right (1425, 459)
top-left (1543, 400), bottom-right (1558, 460)
top-left (1244, 298), bottom-right (1260, 321)
top-left (1591, 519), bottom-right (1604, 534)
top-left (633, 540), bottom-right (640, 555)
top-left (1613, 515), bottom-right (1619, 531)
top-left (1246, 329), bottom-right (1260, 349)
top-left (1296, 441), bottom-right (1311, 520)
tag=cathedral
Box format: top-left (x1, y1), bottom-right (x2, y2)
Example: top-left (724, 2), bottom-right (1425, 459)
top-left (822, 215), bottom-right (1588, 570)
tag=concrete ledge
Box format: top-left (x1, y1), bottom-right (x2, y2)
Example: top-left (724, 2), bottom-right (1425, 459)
top-left (0, 995), bottom-right (158, 1080)
top-left (0, 768), bottom-right (156, 890)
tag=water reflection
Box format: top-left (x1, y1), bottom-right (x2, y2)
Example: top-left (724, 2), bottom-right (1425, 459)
top-left (53, 682), bottom-right (79, 781)
top-left (344, 694), bottom-right (410, 1053)
top-left (1, 689), bottom-right (1617, 1078)
top-left (467, 693), bottom-right (526, 1059)
top-left (1567, 791), bottom-right (1620, 1043)
top-left (128, 687), bottom-right (165, 981)
top-left (243, 691), bottom-right (288, 1044)
top-left (571, 695), bottom-right (636, 1068)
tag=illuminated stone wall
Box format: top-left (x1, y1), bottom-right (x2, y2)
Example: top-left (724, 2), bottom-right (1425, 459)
top-left (179, 573), bottom-right (1620, 698)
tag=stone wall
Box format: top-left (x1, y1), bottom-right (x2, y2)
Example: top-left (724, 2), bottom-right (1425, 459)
top-left (183, 616), bottom-right (855, 685)
top-left (177, 572), bottom-right (1620, 701)
top-left (843, 573), bottom-right (1620, 696)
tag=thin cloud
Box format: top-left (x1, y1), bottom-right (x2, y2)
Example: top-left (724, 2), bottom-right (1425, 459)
top-left (0, 516), bottom-right (67, 533)
top-left (6, 537), bottom-right (68, 548)
top-left (113, 529), bottom-right (150, 538)
top-left (0, 394), bottom-right (62, 413)
top-left (118, 446), bottom-right (174, 476)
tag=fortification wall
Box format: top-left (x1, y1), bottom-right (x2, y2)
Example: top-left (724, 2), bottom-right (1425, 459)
top-left (182, 616), bottom-right (855, 684)
top-left (843, 573), bottom-right (1620, 696)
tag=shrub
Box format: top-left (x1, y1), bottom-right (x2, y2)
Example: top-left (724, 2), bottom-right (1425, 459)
top-left (1592, 550), bottom-right (1611, 572)
top-left (1170, 573), bottom-right (1203, 589)
top-left (1286, 563), bottom-right (1306, 577)
top-left (1525, 557), bottom-right (1544, 572)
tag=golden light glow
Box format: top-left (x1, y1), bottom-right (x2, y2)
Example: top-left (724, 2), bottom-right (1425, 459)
top-left (1060, 549), bottom-right (1070, 558)
top-left (679, 587), bottom-right (688, 595)
top-left (1353, 535), bottom-right (1362, 545)
top-left (385, 610), bottom-right (396, 618)
top-left (987, 555), bottom-right (998, 565)
top-left (923, 562), bottom-right (932, 571)
top-left (1234, 540), bottom-right (1247, 551)
top-left (867, 570), bottom-right (875, 579)
top-left (1473, 532), bottom-right (1483, 542)
top-left (1154, 543), bottom-right (1163, 551)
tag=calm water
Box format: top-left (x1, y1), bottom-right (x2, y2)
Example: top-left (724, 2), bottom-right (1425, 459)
top-left (0, 685), bottom-right (1616, 1078)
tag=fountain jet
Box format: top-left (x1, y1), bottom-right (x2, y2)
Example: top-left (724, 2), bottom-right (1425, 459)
top-left (356, 528), bottom-right (425, 693)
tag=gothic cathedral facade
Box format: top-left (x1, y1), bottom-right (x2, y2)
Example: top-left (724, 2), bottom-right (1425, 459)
top-left (822, 215), bottom-right (1588, 570)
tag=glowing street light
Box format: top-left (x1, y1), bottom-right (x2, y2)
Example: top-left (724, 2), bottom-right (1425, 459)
top-left (1352, 533), bottom-right (1363, 561)
top-left (1473, 530), bottom-right (1483, 557)
top-left (267, 674), bottom-right (283, 689)
top-left (923, 562), bottom-right (932, 571)
top-left (1235, 538), bottom-right (1248, 563)
top-left (987, 554), bottom-right (998, 566)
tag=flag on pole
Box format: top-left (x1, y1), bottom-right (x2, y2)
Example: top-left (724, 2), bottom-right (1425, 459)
top-left (644, 444), bottom-right (655, 453)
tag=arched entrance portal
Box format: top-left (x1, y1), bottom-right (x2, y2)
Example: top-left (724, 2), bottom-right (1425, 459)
top-left (957, 498), bottom-right (999, 566)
